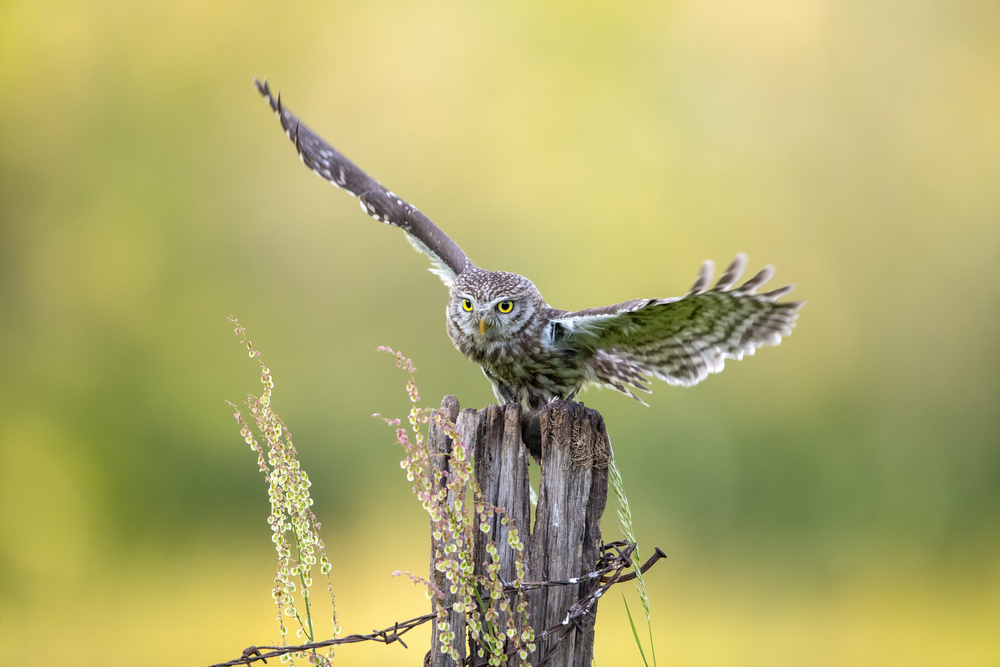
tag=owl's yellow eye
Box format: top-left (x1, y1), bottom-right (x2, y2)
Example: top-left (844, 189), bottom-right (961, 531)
top-left (461, 298), bottom-right (474, 312)
top-left (496, 300), bottom-right (514, 314)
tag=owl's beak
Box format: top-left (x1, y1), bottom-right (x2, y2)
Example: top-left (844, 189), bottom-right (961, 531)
top-left (479, 319), bottom-right (488, 335)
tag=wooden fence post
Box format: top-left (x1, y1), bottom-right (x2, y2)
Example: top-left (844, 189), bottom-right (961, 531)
top-left (427, 396), bottom-right (610, 667)
top-left (428, 395), bottom-right (467, 664)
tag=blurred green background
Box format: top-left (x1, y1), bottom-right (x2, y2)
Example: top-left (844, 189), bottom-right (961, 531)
top-left (2, 0), bottom-right (998, 664)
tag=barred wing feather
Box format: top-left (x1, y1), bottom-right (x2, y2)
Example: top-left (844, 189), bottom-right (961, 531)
top-left (254, 78), bottom-right (470, 285)
top-left (558, 254), bottom-right (803, 391)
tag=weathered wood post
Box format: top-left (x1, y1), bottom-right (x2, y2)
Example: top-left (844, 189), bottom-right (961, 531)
top-left (428, 396), bottom-right (610, 667)
top-left (428, 395), bottom-right (468, 664)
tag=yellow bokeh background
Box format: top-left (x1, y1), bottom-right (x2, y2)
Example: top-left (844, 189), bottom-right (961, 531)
top-left (1, 1), bottom-right (998, 665)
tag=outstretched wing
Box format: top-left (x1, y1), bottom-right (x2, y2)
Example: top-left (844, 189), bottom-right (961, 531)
top-left (555, 253), bottom-right (803, 393)
top-left (254, 78), bottom-right (471, 285)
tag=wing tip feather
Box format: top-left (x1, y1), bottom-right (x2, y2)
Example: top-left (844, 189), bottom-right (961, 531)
top-left (689, 260), bottom-right (714, 295)
top-left (711, 253), bottom-right (748, 291)
top-left (735, 264), bottom-right (775, 294)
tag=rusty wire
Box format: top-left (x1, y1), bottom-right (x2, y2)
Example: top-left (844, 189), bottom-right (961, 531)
top-left (206, 542), bottom-right (665, 667)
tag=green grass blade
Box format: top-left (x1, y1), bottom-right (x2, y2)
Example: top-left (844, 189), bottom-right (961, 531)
top-left (622, 593), bottom-right (650, 667)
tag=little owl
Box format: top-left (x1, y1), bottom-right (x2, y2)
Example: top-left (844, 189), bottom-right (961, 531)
top-left (254, 79), bottom-right (803, 410)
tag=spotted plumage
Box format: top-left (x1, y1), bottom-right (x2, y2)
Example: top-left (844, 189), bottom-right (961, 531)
top-left (255, 79), bottom-right (804, 410)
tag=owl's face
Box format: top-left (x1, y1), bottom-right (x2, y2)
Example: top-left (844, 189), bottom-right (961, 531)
top-left (448, 269), bottom-right (542, 344)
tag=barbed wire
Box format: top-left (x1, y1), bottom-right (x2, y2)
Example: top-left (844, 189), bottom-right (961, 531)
top-left (206, 541), bottom-right (665, 667)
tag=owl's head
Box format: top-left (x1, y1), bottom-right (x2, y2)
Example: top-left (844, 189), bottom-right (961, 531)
top-left (448, 268), bottom-right (542, 342)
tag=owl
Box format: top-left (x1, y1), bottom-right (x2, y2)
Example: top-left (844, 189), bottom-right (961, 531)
top-left (254, 79), bottom-right (803, 410)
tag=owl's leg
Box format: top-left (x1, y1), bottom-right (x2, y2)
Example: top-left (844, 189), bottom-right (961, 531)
top-left (481, 368), bottom-right (517, 406)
